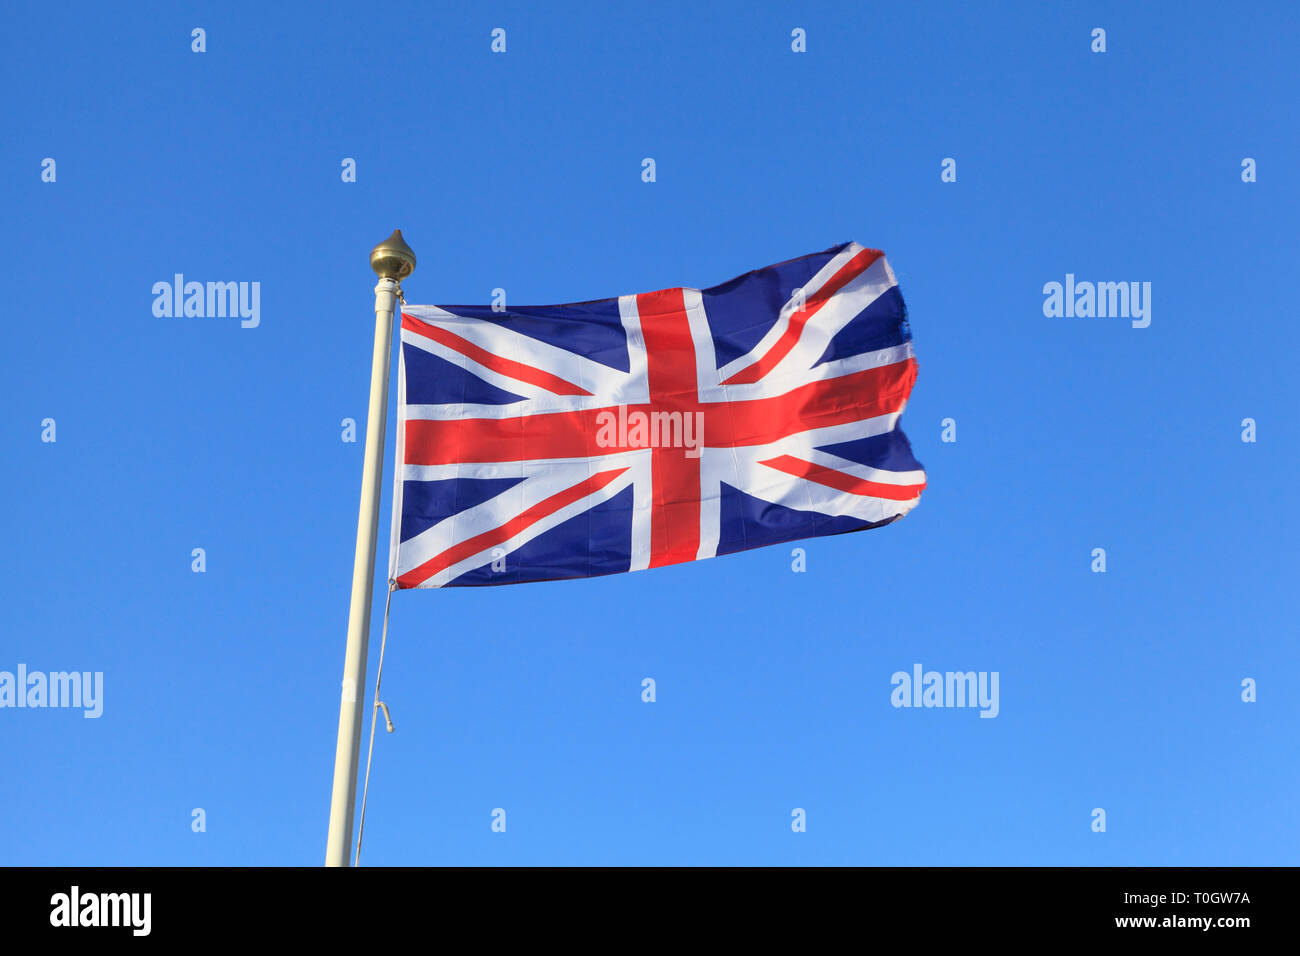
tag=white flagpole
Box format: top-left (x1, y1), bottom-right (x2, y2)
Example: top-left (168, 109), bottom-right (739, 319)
top-left (325, 230), bottom-right (416, 867)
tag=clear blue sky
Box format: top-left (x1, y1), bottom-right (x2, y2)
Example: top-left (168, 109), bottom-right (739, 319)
top-left (3, 0), bottom-right (1297, 865)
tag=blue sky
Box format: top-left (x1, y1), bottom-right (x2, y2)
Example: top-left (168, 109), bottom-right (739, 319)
top-left (3, 0), bottom-right (1297, 865)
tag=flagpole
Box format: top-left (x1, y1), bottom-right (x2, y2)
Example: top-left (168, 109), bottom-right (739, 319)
top-left (325, 229), bottom-right (416, 867)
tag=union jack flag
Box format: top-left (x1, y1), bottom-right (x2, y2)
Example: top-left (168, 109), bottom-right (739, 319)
top-left (388, 242), bottom-right (926, 588)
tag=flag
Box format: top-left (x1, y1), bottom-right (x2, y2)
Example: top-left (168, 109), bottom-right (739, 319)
top-left (388, 242), bottom-right (925, 588)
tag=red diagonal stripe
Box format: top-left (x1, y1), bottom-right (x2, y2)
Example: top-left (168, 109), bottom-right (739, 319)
top-left (395, 467), bottom-right (629, 588)
top-left (758, 454), bottom-right (926, 501)
top-left (722, 247), bottom-right (883, 385)
top-left (402, 312), bottom-right (592, 396)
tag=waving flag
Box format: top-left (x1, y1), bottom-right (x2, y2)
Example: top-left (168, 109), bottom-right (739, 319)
top-left (388, 242), bottom-right (925, 588)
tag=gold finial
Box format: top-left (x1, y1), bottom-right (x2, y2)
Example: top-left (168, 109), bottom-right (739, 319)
top-left (369, 229), bottom-right (416, 280)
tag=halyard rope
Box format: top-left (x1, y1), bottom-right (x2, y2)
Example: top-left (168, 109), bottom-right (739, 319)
top-left (354, 582), bottom-right (395, 866)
